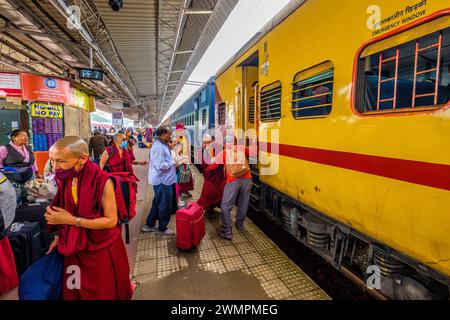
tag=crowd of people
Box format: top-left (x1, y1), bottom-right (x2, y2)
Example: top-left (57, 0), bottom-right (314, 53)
top-left (0, 123), bottom-right (253, 300)
top-left (142, 125), bottom-right (252, 242)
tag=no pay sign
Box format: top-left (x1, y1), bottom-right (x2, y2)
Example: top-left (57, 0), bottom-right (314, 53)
top-left (31, 103), bottom-right (63, 118)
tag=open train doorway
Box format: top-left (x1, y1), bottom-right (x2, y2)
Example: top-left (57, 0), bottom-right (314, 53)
top-left (237, 51), bottom-right (259, 149)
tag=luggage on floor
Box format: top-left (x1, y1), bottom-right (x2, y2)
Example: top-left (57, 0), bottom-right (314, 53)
top-left (7, 221), bottom-right (45, 276)
top-left (14, 202), bottom-right (48, 229)
top-left (176, 202), bottom-right (205, 251)
top-left (14, 202), bottom-right (50, 248)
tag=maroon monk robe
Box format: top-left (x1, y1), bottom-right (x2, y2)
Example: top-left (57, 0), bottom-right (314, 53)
top-left (197, 150), bottom-right (226, 211)
top-left (0, 237), bottom-right (18, 295)
top-left (107, 144), bottom-right (134, 173)
top-left (52, 160), bottom-right (132, 300)
top-left (128, 147), bottom-right (136, 162)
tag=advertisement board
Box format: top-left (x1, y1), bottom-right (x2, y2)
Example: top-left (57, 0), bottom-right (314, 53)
top-left (112, 112), bottom-right (123, 126)
top-left (0, 72), bottom-right (22, 97)
top-left (21, 73), bottom-right (70, 104)
top-left (68, 87), bottom-right (91, 111)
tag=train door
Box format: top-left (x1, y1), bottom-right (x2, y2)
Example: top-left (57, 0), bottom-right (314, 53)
top-left (193, 97), bottom-right (200, 159)
top-left (243, 66), bottom-right (259, 148)
top-left (253, 82), bottom-right (260, 141)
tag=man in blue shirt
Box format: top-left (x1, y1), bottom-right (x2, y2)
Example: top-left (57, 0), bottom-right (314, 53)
top-left (143, 126), bottom-right (177, 236)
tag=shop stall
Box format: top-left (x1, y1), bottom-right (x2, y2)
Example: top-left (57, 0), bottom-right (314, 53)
top-left (64, 87), bottom-right (95, 142)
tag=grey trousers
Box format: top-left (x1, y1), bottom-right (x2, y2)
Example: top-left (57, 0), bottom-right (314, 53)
top-left (220, 178), bottom-right (252, 234)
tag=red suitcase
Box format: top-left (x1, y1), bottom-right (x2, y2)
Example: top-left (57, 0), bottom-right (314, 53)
top-left (176, 202), bottom-right (205, 251)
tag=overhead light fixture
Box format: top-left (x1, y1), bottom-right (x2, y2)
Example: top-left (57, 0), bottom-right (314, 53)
top-left (109, 0), bottom-right (124, 11)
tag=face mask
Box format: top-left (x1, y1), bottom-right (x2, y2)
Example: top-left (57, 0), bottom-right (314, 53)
top-left (120, 141), bottom-right (128, 149)
top-left (55, 167), bottom-right (79, 182)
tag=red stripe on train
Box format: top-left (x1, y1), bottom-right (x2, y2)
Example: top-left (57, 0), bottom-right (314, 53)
top-left (259, 143), bottom-right (450, 191)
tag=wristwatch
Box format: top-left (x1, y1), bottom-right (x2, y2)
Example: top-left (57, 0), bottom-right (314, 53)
top-left (75, 217), bottom-right (81, 228)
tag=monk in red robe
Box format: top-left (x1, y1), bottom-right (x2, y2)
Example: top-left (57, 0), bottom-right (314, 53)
top-left (45, 136), bottom-right (133, 300)
top-left (99, 133), bottom-right (147, 173)
top-left (197, 135), bottom-right (226, 211)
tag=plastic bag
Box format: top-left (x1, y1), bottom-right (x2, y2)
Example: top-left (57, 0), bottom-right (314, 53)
top-left (18, 250), bottom-right (64, 300)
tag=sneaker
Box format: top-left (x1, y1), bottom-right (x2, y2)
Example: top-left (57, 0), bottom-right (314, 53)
top-left (235, 223), bottom-right (244, 232)
top-left (157, 228), bottom-right (175, 236)
top-left (142, 225), bottom-right (158, 233)
top-left (217, 229), bottom-right (232, 241)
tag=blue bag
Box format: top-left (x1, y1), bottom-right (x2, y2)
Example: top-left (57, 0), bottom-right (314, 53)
top-left (18, 250), bottom-right (64, 300)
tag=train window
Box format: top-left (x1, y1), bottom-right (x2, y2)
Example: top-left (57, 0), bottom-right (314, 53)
top-left (248, 96), bottom-right (255, 124)
top-left (260, 81), bottom-right (282, 122)
top-left (292, 62), bottom-right (334, 119)
top-left (201, 109), bottom-right (207, 126)
top-left (356, 21), bottom-right (450, 114)
top-left (218, 102), bottom-right (226, 125)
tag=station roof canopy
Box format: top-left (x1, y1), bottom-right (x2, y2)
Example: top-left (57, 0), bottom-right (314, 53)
top-left (0, 0), bottom-right (238, 121)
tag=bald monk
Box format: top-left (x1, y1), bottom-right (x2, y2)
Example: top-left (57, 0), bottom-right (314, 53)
top-left (45, 136), bottom-right (132, 300)
top-left (99, 133), bottom-right (147, 173)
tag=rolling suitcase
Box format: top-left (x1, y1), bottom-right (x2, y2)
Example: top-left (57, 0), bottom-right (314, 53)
top-left (176, 202), bottom-right (205, 251)
top-left (7, 221), bottom-right (45, 276)
top-left (14, 201), bottom-right (50, 248)
top-left (14, 202), bottom-right (49, 229)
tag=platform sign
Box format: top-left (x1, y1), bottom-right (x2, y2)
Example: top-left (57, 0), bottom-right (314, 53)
top-left (31, 103), bottom-right (63, 118)
top-left (0, 72), bottom-right (22, 97)
top-left (112, 112), bottom-right (123, 126)
top-left (78, 68), bottom-right (104, 81)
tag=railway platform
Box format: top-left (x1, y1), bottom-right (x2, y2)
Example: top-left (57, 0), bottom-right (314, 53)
top-left (130, 148), bottom-right (330, 300)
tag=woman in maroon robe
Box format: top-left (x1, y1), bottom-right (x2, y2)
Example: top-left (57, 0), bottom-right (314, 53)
top-left (197, 135), bottom-right (226, 211)
top-left (45, 136), bottom-right (133, 300)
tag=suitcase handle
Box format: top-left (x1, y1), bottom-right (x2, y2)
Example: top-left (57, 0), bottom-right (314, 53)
top-left (192, 211), bottom-right (204, 224)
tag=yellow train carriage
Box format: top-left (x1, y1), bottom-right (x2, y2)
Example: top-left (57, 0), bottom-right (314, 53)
top-left (214, 0), bottom-right (450, 297)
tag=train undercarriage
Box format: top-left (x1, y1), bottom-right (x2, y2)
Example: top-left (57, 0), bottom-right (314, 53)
top-left (248, 167), bottom-right (450, 300)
